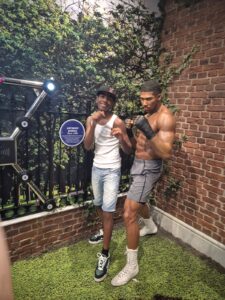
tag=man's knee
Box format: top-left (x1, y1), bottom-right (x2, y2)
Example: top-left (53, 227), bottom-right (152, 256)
top-left (123, 207), bottom-right (136, 225)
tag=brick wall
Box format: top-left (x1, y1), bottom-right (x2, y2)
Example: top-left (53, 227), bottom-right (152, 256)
top-left (157, 0), bottom-right (225, 244)
top-left (3, 196), bottom-right (125, 262)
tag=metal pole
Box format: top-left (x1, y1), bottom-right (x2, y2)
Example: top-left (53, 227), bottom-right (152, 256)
top-left (12, 164), bottom-right (48, 204)
top-left (0, 77), bottom-right (43, 89)
top-left (10, 90), bottom-right (47, 139)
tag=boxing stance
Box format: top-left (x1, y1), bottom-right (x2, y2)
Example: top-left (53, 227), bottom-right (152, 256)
top-left (111, 80), bottom-right (176, 286)
top-left (84, 86), bottom-right (132, 282)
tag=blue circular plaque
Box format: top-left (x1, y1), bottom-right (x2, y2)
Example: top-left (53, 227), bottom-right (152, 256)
top-left (59, 119), bottom-right (85, 147)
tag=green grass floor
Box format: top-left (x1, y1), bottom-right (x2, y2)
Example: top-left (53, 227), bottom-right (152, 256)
top-left (12, 227), bottom-right (225, 300)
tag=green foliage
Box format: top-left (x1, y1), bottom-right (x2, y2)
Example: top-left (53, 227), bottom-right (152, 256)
top-left (174, 134), bottom-right (188, 151)
top-left (163, 177), bottom-right (182, 198)
top-left (0, 0), bottom-right (198, 113)
top-left (83, 200), bottom-right (98, 225)
top-left (12, 228), bottom-right (225, 300)
top-left (163, 133), bottom-right (188, 199)
top-left (149, 191), bottom-right (157, 206)
top-left (149, 133), bottom-right (188, 204)
top-left (0, 0), bottom-right (165, 114)
top-left (0, 0), bottom-right (197, 115)
top-left (158, 45), bottom-right (199, 109)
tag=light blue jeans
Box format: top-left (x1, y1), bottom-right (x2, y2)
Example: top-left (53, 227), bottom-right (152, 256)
top-left (91, 166), bottom-right (121, 212)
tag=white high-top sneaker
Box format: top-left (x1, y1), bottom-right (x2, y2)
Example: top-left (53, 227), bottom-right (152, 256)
top-left (111, 248), bottom-right (139, 286)
top-left (139, 217), bottom-right (158, 236)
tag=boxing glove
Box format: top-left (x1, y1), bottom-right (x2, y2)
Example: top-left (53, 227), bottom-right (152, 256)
top-left (134, 116), bottom-right (155, 140)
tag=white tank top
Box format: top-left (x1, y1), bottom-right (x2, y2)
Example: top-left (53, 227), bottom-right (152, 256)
top-left (93, 114), bottom-right (121, 169)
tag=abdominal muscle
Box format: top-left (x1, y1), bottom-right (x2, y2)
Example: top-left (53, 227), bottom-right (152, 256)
top-left (135, 132), bottom-right (160, 160)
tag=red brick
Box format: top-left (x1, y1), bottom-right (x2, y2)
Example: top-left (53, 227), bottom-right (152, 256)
top-left (203, 133), bottom-right (222, 140)
top-left (209, 92), bottom-right (225, 99)
top-left (215, 84), bottom-right (225, 90)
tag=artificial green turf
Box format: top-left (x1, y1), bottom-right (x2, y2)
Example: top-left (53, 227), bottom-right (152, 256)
top-left (12, 227), bottom-right (225, 300)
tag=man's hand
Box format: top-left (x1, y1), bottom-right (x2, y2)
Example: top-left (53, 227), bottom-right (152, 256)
top-left (111, 127), bottom-right (123, 141)
top-left (134, 116), bottom-right (155, 140)
top-left (124, 118), bottom-right (134, 129)
top-left (91, 111), bottom-right (106, 123)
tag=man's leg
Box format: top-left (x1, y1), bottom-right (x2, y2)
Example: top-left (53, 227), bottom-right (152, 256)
top-left (139, 203), bottom-right (157, 236)
top-left (101, 167), bottom-right (120, 252)
top-left (89, 166), bottom-right (104, 244)
top-left (89, 206), bottom-right (104, 244)
top-left (94, 212), bottom-right (114, 282)
top-left (124, 199), bottom-right (140, 249)
top-left (102, 211), bottom-right (113, 251)
top-left (94, 167), bottom-right (120, 282)
top-left (111, 198), bottom-right (140, 286)
top-left (139, 202), bottom-right (150, 219)
top-left (138, 160), bottom-right (162, 237)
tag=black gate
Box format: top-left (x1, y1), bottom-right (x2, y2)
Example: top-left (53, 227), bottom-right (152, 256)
top-left (0, 79), bottom-right (132, 220)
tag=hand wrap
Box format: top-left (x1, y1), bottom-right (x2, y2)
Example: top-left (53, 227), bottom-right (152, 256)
top-left (134, 116), bottom-right (155, 140)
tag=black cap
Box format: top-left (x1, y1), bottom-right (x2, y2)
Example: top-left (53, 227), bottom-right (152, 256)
top-left (97, 86), bottom-right (116, 101)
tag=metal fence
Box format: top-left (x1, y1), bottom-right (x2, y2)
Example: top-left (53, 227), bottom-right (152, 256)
top-left (0, 84), bottom-right (133, 221)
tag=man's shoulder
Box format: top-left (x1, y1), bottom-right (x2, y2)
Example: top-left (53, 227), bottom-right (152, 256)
top-left (112, 115), bottom-right (126, 130)
top-left (160, 106), bottom-right (175, 119)
top-left (161, 104), bottom-right (172, 114)
top-left (113, 114), bottom-right (122, 124)
top-left (158, 106), bottom-right (176, 130)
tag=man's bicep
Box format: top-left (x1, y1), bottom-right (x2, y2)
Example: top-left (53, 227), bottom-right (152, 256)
top-left (158, 129), bottom-right (175, 145)
top-left (115, 118), bottom-right (127, 133)
top-left (158, 113), bottom-right (176, 143)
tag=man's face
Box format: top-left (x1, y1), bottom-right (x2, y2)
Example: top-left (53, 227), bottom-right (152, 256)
top-left (96, 93), bottom-right (115, 112)
top-left (140, 91), bottom-right (161, 114)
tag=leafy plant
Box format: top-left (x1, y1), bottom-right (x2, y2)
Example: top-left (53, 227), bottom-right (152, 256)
top-left (163, 177), bottom-right (182, 198)
top-left (174, 134), bottom-right (188, 151)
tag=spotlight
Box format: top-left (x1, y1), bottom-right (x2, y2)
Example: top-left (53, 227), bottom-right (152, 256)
top-left (43, 79), bottom-right (57, 95)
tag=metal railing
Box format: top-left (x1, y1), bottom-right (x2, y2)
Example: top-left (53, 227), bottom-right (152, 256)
top-left (0, 83), bottom-right (133, 220)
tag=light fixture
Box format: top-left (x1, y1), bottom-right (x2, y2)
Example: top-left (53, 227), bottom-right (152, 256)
top-left (43, 79), bottom-right (58, 95)
top-left (0, 76), bottom-right (59, 211)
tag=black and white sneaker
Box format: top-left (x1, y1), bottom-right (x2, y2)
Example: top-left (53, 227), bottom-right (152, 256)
top-left (89, 229), bottom-right (104, 244)
top-left (94, 252), bottom-right (110, 282)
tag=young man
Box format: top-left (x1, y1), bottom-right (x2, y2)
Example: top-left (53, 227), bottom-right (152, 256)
top-left (111, 80), bottom-right (176, 286)
top-left (84, 86), bottom-right (132, 282)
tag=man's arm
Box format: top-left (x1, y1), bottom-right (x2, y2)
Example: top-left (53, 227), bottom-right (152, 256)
top-left (111, 118), bottom-right (133, 154)
top-left (83, 116), bottom-right (96, 151)
top-left (147, 112), bottom-right (176, 160)
top-left (124, 118), bottom-right (137, 149)
top-left (83, 111), bottom-right (106, 150)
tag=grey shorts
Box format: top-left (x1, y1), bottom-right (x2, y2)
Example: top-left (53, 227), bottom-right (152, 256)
top-left (127, 158), bottom-right (163, 203)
